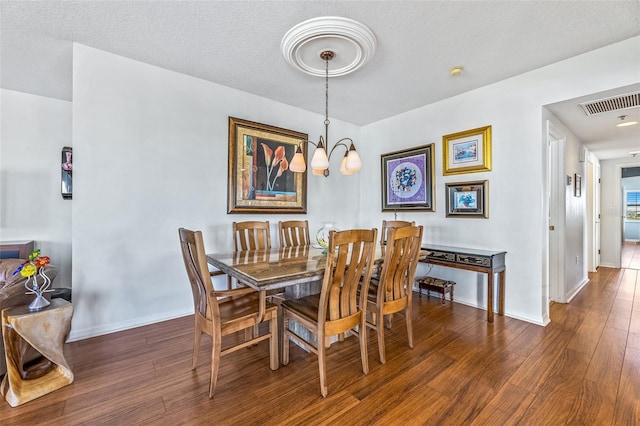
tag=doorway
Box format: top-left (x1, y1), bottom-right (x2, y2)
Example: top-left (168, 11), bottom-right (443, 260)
top-left (621, 165), bottom-right (640, 269)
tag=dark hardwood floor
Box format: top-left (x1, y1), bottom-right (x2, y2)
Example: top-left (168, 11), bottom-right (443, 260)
top-left (1, 265), bottom-right (638, 425)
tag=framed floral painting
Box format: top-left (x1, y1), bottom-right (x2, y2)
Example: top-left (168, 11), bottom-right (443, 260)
top-left (227, 117), bottom-right (308, 213)
top-left (381, 144), bottom-right (435, 212)
top-left (442, 125), bottom-right (492, 175)
top-left (445, 180), bottom-right (489, 218)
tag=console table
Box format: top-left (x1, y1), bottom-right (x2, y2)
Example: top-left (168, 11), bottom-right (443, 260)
top-left (420, 245), bottom-right (506, 323)
top-left (1, 299), bottom-right (74, 407)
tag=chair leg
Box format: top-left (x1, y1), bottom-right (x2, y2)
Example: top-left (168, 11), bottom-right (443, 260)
top-left (282, 314), bottom-right (290, 365)
top-left (269, 310), bottom-right (279, 370)
top-left (405, 307), bottom-right (414, 349)
top-left (385, 314), bottom-right (393, 329)
top-left (318, 332), bottom-right (328, 398)
top-left (209, 332), bottom-right (222, 398)
top-left (359, 317), bottom-right (369, 375)
top-left (192, 316), bottom-right (202, 369)
top-left (245, 327), bottom-right (254, 341)
top-left (377, 309), bottom-right (386, 364)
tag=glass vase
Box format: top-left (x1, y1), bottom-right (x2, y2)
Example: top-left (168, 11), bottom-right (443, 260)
top-left (316, 222), bottom-right (339, 253)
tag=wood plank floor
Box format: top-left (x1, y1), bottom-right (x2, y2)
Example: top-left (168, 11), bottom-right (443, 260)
top-left (622, 242), bottom-right (640, 270)
top-left (1, 266), bottom-right (638, 425)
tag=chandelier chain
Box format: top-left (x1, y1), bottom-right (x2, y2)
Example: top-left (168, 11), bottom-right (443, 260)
top-left (324, 56), bottom-right (330, 128)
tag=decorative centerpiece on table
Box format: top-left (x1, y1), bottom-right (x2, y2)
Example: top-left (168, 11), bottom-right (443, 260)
top-left (316, 222), bottom-right (339, 254)
top-left (12, 249), bottom-right (53, 311)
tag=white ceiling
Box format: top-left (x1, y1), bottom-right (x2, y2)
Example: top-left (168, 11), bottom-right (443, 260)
top-left (2, 1), bottom-right (639, 159)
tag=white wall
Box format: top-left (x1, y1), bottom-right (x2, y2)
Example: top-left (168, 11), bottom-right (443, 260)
top-left (70, 44), bottom-right (361, 340)
top-left (359, 36), bottom-right (640, 325)
top-left (0, 89), bottom-right (72, 287)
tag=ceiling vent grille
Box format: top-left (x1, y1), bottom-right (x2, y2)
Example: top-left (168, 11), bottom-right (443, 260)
top-left (579, 91), bottom-right (640, 116)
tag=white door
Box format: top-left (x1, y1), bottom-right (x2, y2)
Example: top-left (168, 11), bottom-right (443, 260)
top-left (595, 163), bottom-right (601, 269)
top-left (587, 160), bottom-right (601, 272)
top-left (547, 121), bottom-right (566, 304)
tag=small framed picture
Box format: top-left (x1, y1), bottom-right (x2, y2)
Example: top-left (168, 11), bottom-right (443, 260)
top-left (445, 180), bottom-right (489, 218)
top-left (442, 125), bottom-right (492, 175)
top-left (574, 174), bottom-right (582, 197)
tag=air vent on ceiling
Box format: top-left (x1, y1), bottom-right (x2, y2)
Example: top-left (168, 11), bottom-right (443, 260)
top-left (579, 91), bottom-right (640, 116)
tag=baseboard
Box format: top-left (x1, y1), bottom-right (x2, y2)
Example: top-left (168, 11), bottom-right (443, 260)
top-left (68, 308), bottom-right (192, 342)
top-left (565, 277), bottom-right (590, 303)
top-left (451, 296), bottom-right (547, 326)
top-left (598, 262), bottom-right (618, 268)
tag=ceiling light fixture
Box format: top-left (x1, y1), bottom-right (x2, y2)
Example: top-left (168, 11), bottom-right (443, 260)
top-left (289, 51), bottom-right (362, 177)
top-left (283, 17), bottom-right (376, 177)
top-left (616, 115), bottom-right (639, 127)
top-left (449, 66), bottom-right (464, 76)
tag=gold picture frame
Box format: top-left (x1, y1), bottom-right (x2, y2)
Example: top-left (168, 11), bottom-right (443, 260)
top-left (442, 125), bottom-right (492, 175)
top-left (227, 117), bottom-right (308, 214)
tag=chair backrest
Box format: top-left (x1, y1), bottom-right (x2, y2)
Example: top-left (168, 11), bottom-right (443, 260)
top-left (178, 228), bottom-right (219, 321)
top-left (278, 220), bottom-right (310, 247)
top-left (318, 228), bottom-right (377, 324)
top-left (380, 220), bottom-right (415, 255)
top-left (233, 221), bottom-right (271, 251)
top-left (378, 225), bottom-right (424, 303)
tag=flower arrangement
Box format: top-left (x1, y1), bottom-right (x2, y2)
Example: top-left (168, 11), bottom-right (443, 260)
top-left (13, 249), bottom-right (53, 311)
top-left (458, 194), bottom-right (475, 207)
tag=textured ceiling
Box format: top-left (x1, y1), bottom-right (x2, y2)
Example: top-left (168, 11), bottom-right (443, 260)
top-left (2, 1), bottom-right (639, 158)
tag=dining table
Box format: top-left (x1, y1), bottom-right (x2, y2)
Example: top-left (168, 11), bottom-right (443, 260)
top-left (206, 245), bottom-right (427, 322)
top-left (206, 245), bottom-right (329, 323)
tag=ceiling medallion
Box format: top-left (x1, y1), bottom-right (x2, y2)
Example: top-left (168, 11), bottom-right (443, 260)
top-left (281, 16), bottom-right (377, 77)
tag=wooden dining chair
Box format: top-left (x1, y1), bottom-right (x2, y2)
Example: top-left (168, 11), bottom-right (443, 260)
top-left (228, 220), bottom-right (272, 290)
top-left (281, 228), bottom-right (378, 397)
top-left (380, 220), bottom-right (415, 255)
top-left (178, 227), bottom-right (279, 397)
top-left (233, 220), bottom-right (271, 251)
top-left (278, 220), bottom-right (310, 247)
top-left (366, 225), bottom-right (423, 364)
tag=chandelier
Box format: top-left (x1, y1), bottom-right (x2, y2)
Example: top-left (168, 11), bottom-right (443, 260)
top-left (282, 16), bottom-right (377, 177)
top-left (289, 51), bottom-right (362, 177)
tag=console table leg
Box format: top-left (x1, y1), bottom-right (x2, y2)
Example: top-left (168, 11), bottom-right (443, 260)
top-left (487, 272), bottom-right (494, 323)
top-left (498, 270), bottom-right (505, 316)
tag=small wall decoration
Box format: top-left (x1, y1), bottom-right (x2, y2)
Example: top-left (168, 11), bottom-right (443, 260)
top-left (227, 117), bottom-right (307, 213)
top-left (442, 125), bottom-right (492, 175)
top-left (445, 180), bottom-right (489, 218)
top-left (61, 146), bottom-right (72, 200)
top-left (574, 173), bottom-right (582, 197)
top-left (381, 144), bottom-right (435, 212)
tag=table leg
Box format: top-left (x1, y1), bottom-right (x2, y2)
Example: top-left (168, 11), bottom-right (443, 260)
top-left (487, 271), bottom-right (494, 323)
top-left (498, 270), bottom-right (505, 316)
top-left (257, 290), bottom-right (266, 322)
